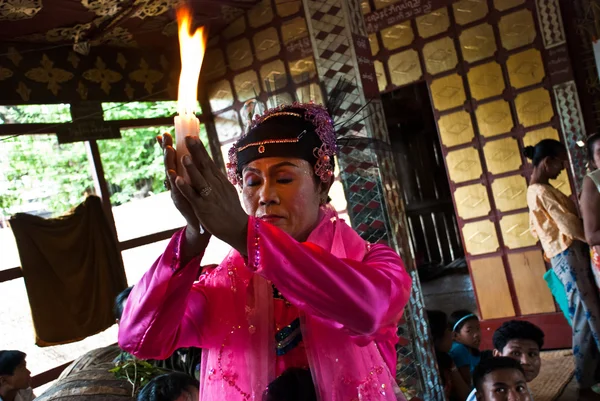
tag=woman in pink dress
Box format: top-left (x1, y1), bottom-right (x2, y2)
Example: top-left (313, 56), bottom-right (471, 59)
top-left (117, 102), bottom-right (412, 401)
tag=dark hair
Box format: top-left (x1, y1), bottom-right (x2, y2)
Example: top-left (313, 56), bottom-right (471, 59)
top-left (493, 320), bottom-right (544, 352)
top-left (114, 286), bottom-right (133, 321)
top-left (427, 310), bottom-right (449, 343)
top-left (473, 357), bottom-right (525, 390)
top-left (523, 139), bottom-right (565, 167)
top-left (449, 309), bottom-right (478, 333)
top-left (0, 351), bottom-right (26, 376)
top-left (587, 133), bottom-right (600, 163)
top-left (436, 351), bottom-right (454, 387)
top-left (262, 368), bottom-right (316, 401)
top-left (137, 373), bottom-right (199, 401)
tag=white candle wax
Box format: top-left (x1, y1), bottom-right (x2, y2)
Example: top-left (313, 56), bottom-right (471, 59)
top-left (174, 112), bottom-right (200, 183)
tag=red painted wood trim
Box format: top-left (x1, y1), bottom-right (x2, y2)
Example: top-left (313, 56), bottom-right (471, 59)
top-left (31, 361), bottom-right (72, 389)
top-left (119, 227), bottom-right (182, 251)
top-left (480, 313), bottom-right (572, 350)
top-left (0, 267), bottom-right (23, 282)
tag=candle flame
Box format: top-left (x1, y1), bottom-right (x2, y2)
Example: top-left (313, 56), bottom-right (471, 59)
top-left (177, 7), bottom-right (207, 115)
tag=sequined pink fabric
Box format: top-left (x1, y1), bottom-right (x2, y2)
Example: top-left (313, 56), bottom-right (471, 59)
top-left (226, 102), bottom-right (336, 186)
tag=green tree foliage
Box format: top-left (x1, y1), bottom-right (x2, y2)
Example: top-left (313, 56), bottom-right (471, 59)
top-left (0, 102), bottom-right (209, 217)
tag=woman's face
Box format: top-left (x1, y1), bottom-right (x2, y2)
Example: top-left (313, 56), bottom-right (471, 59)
top-left (542, 151), bottom-right (567, 179)
top-left (242, 157), bottom-right (329, 242)
top-left (591, 140), bottom-right (600, 170)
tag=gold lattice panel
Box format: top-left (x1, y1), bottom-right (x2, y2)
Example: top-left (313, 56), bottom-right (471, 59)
top-left (388, 49), bottom-right (422, 87)
top-left (494, 0), bottom-right (525, 11)
top-left (550, 170), bottom-right (573, 197)
top-left (361, 0), bottom-right (371, 13)
top-left (506, 49), bottom-right (545, 89)
top-left (475, 99), bottom-right (514, 137)
top-left (471, 256), bottom-right (517, 318)
top-left (453, 0), bottom-right (489, 25)
top-left (253, 28), bottom-right (281, 61)
top-left (369, 33), bottom-right (380, 56)
top-left (381, 22), bottom-right (414, 50)
top-left (515, 87), bottom-right (554, 127)
top-left (281, 17), bottom-right (308, 43)
top-left (446, 147), bottom-right (483, 183)
top-left (462, 220), bottom-right (500, 255)
top-left (459, 23), bottom-right (497, 63)
top-left (423, 37), bottom-right (459, 75)
top-left (260, 60), bottom-right (287, 91)
top-left (223, 17), bottom-right (246, 39)
top-left (248, 0), bottom-right (274, 28)
top-left (498, 9), bottom-right (536, 50)
top-left (208, 79), bottom-right (234, 111)
top-left (288, 57), bottom-right (317, 83)
top-left (375, 61), bottom-right (387, 92)
top-left (467, 61), bottom-right (505, 100)
top-left (523, 126), bottom-right (560, 147)
top-left (275, 0), bottom-right (301, 17)
top-left (227, 38), bottom-right (253, 71)
top-left (500, 212), bottom-right (537, 249)
top-left (483, 137), bottom-right (522, 175)
top-left (203, 48), bottom-right (226, 80)
top-left (491, 175), bottom-right (528, 212)
top-left (454, 184), bottom-right (491, 219)
top-left (430, 73), bottom-right (466, 111)
top-left (438, 110), bottom-right (475, 147)
top-left (233, 70), bottom-right (260, 103)
top-left (416, 7), bottom-right (450, 39)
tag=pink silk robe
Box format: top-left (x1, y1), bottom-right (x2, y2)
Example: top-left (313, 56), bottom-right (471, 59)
top-left (118, 208), bottom-right (412, 400)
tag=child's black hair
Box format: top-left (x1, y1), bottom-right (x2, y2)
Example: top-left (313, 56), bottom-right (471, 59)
top-left (449, 309), bottom-right (478, 333)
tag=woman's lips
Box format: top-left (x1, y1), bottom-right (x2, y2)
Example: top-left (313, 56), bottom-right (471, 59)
top-left (259, 215), bottom-right (284, 223)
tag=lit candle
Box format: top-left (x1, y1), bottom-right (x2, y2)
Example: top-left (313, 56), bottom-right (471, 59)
top-left (175, 6), bottom-right (207, 232)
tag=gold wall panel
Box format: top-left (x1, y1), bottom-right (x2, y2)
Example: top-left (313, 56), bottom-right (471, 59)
top-left (462, 220), bottom-right (500, 255)
top-left (453, 0), bottom-right (489, 25)
top-left (289, 57), bottom-right (317, 83)
top-left (454, 184), bottom-right (491, 219)
top-left (507, 251), bottom-right (557, 315)
top-left (498, 9), bottom-right (536, 50)
top-left (275, 0), bottom-right (301, 17)
top-left (470, 257), bottom-right (516, 319)
top-left (361, 0), bottom-right (371, 14)
top-left (523, 126), bottom-right (560, 147)
top-left (459, 23), bottom-right (497, 63)
top-left (248, 0), bottom-right (274, 28)
top-left (260, 60), bottom-right (287, 92)
top-left (475, 99), bottom-right (514, 137)
top-left (438, 110), bottom-right (475, 147)
top-left (281, 18), bottom-right (308, 43)
top-left (483, 137), bottom-right (522, 175)
top-left (491, 175), bottom-right (528, 212)
top-left (500, 213), bottom-right (537, 249)
top-left (296, 83), bottom-right (323, 104)
top-left (381, 22), bottom-right (414, 50)
top-left (430, 73), bottom-right (466, 111)
top-left (388, 49), bottom-right (422, 87)
top-left (467, 61), bottom-right (505, 100)
top-left (550, 170), bottom-right (573, 197)
top-left (494, 0), bottom-right (525, 11)
top-left (369, 33), bottom-right (380, 56)
top-left (446, 147), bottom-right (483, 183)
top-left (374, 0), bottom-right (401, 9)
top-left (506, 48), bottom-right (545, 89)
top-left (375, 60), bottom-right (388, 92)
top-left (203, 48), bottom-right (226, 81)
top-left (515, 87), bottom-right (554, 127)
top-left (208, 79), bottom-right (234, 112)
top-left (416, 8), bottom-right (450, 39)
top-left (223, 17), bottom-right (246, 39)
top-left (423, 37), bottom-right (458, 75)
top-left (253, 28), bottom-right (281, 61)
top-left (233, 70), bottom-right (260, 103)
top-left (227, 38), bottom-right (253, 71)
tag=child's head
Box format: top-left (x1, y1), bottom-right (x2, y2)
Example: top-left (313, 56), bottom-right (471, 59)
top-left (450, 310), bottom-right (481, 349)
top-left (0, 351), bottom-right (31, 392)
top-left (492, 320), bottom-right (544, 382)
top-left (137, 373), bottom-right (199, 401)
top-left (427, 310), bottom-right (453, 353)
top-left (474, 357), bottom-right (531, 401)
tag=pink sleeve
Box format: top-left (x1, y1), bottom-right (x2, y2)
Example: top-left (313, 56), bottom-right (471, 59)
top-left (117, 229), bottom-right (213, 360)
top-left (247, 217), bottom-right (412, 336)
